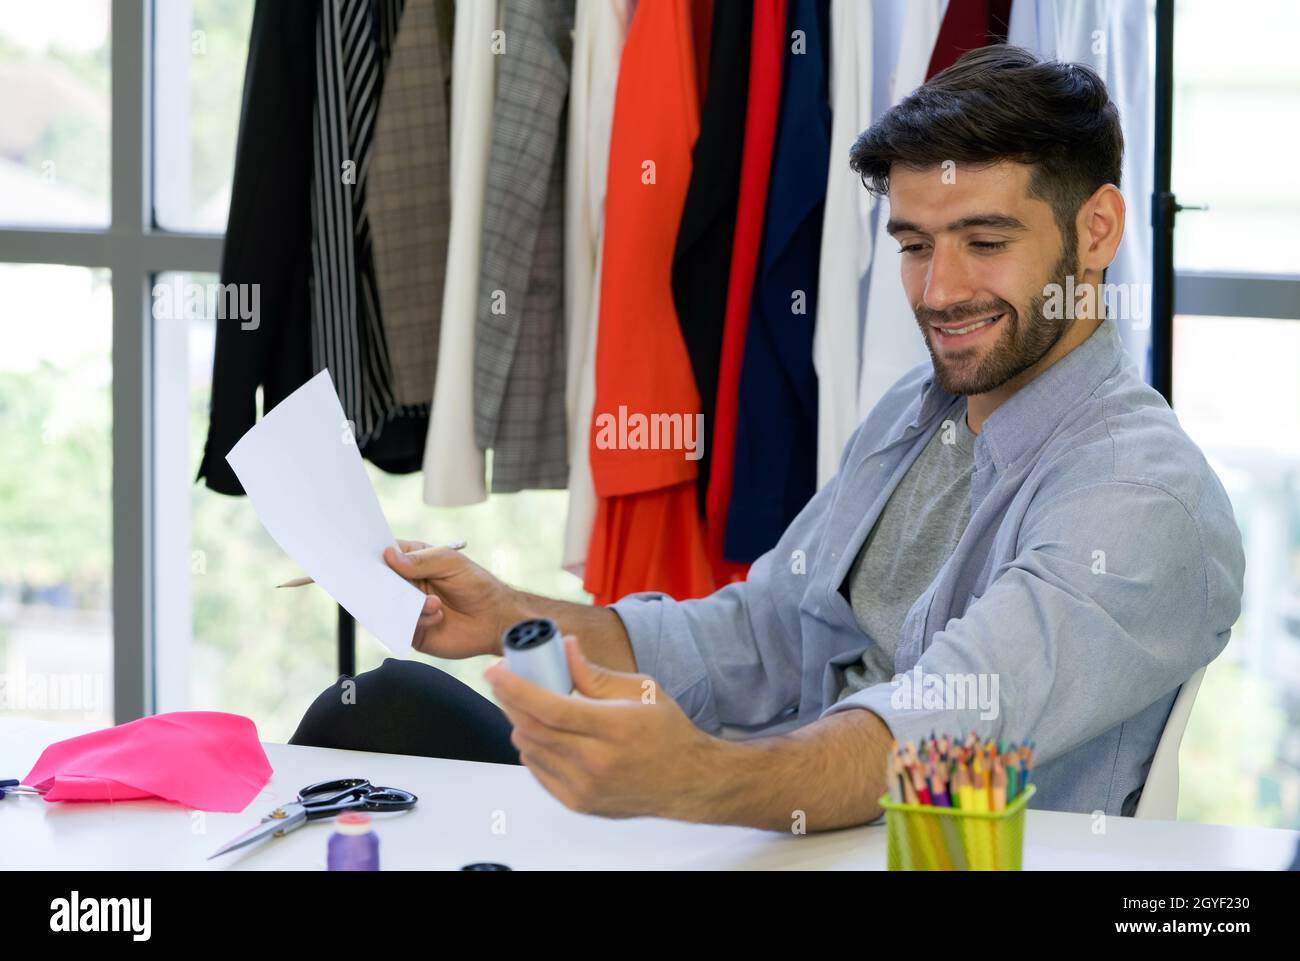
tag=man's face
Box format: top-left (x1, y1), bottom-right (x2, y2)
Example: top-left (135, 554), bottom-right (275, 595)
top-left (887, 162), bottom-right (1077, 396)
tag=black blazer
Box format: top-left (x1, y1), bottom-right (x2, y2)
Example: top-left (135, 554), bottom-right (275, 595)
top-left (198, 0), bottom-right (427, 496)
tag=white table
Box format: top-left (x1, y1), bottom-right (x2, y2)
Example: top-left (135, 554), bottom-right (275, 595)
top-left (2, 719), bottom-right (1295, 870)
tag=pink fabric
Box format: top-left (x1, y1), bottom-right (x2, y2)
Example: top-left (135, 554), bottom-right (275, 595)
top-left (24, 711), bottom-right (273, 812)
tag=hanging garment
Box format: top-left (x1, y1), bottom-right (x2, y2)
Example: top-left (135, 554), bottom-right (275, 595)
top-left (670, 0), bottom-right (753, 517)
top-left (1009, 0), bottom-right (1153, 383)
top-left (474, 0), bottom-right (574, 494)
top-left (724, 0), bottom-right (832, 564)
top-left (561, 0), bottom-right (633, 576)
top-left (585, 481), bottom-right (715, 608)
top-left (856, 0), bottom-right (947, 423)
top-left (201, 0), bottom-right (430, 494)
top-left (690, 0), bottom-right (715, 98)
top-left (369, 0), bottom-right (454, 411)
top-left (309, 0), bottom-right (410, 450)
top-left (927, 0), bottom-right (1011, 77)
top-left (703, 0), bottom-right (787, 586)
top-left (1006, 0), bottom-right (1055, 52)
top-left (584, 0), bottom-right (714, 605)
top-left (421, 0), bottom-right (498, 506)
top-left (198, 0), bottom-right (318, 496)
top-left (813, 0), bottom-right (875, 489)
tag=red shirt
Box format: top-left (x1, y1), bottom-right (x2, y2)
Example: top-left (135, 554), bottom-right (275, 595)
top-left (704, 0), bottom-right (787, 586)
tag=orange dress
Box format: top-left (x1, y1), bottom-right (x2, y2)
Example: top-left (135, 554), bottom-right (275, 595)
top-left (584, 0), bottom-right (716, 605)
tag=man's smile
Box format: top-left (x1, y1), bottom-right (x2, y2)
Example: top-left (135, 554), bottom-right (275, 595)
top-left (930, 311), bottom-right (1006, 347)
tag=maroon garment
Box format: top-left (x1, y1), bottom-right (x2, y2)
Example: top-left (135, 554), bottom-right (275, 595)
top-left (927, 0), bottom-right (1013, 79)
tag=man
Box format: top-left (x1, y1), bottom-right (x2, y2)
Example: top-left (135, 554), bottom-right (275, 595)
top-left (291, 46), bottom-right (1244, 832)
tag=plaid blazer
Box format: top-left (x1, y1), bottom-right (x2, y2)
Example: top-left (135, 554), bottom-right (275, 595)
top-left (370, 0), bottom-right (455, 410)
top-left (473, 0), bottom-right (575, 492)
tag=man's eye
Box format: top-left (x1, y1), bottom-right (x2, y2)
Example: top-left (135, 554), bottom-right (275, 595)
top-left (898, 243), bottom-right (928, 255)
top-left (971, 241), bottom-right (1009, 251)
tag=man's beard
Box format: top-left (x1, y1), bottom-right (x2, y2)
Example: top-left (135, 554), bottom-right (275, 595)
top-left (914, 249), bottom-right (1078, 396)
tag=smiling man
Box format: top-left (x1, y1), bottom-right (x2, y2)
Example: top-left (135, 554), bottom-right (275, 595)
top-left (291, 45), bottom-right (1245, 833)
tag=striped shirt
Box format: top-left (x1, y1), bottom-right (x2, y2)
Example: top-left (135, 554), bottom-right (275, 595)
top-left (309, 0), bottom-right (419, 447)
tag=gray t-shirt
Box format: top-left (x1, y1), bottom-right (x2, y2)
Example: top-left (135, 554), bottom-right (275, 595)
top-left (836, 400), bottom-right (976, 702)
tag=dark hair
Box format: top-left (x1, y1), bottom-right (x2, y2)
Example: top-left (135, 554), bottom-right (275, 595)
top-left (848, 44), bottom-right (1122, 255)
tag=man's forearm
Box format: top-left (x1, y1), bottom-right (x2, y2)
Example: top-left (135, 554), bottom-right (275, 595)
top-left (510, 592), bottom-right (638, 673)
top-left (698, 708), bottom-right (893, 832)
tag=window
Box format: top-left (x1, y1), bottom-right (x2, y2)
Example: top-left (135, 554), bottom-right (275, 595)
top-left (152, 0), bottom-right (253, 231)
top-left (1174, 315), bottom-right (1300, 828)
top-left (0, 1), bottom-right (110, 227)
top-left (0, 0), bottom-right (590, 738)
top-left (1172, 0), bottom-right (1300, 274)
top-left (0, 264), bottom-right (112, 723)
top-left (1171, 0), bottom-right (1300, 829)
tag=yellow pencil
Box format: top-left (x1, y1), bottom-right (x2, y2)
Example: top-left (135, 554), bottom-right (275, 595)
top-left (972, 766), bottom-right (989, 813)
top-left (955, 763), bottom-right (974, 810)
top-left (991, 758), bottom-right (1007, 811)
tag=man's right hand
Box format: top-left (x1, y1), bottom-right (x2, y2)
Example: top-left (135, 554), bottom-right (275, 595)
top-left (384, 539), bottom-right (520, 659)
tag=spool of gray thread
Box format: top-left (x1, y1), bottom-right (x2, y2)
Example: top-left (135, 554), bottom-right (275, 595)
top-left (501, 618), bottom-right (573, 695)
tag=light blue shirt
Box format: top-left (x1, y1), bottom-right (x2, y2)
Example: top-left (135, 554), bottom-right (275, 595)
top-left (611, 320), bottom-right (1245, 816)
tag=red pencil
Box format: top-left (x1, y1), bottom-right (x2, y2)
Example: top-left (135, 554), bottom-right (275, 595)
top-left (910, 764), bottom-right (932, 806)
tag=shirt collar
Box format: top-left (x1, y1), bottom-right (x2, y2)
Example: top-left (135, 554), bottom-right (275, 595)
top-left (912, 319), bottom-right (1126, 473)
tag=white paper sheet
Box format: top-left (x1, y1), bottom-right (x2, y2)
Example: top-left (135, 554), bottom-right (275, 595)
top-left (225, 369), bottom-right (424, 655)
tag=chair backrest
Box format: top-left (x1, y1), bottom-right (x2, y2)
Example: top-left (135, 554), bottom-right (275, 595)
top-left (1134, 666), bottom-right (1208, 820)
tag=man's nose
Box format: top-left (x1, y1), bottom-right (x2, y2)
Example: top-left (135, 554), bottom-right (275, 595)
top-left (921, 245), bottom-right (977, 314)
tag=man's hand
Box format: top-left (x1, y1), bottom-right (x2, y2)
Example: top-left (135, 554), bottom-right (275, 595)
top-left (384, 538), bottom-right (640, 672)
top-left (486, 635), bottom-right (724, 822)
top-left (490, 634), bottom-right (893, 832)
top-left (384, 539), bottom-right (520, 659)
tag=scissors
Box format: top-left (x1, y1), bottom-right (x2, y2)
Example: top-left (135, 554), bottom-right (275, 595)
top-left (0, 779), bottom-right (46, 798)
top-left (208, 777), bottom-right (417, 859)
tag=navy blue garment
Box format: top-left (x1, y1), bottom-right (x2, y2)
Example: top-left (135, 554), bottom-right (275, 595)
top-left (724, 0), bottom-right (831, 563)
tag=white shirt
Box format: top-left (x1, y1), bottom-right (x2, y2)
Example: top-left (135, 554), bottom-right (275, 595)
top-left (814, 0), bottom-right (876, 488)
top-left (421, 0), bottom-right (499, 506)
top-left (560, 0), bottom-right (633, 573)
top-left (1009, 0), bottom-right (1154, 381)
top-left (856, 0), bottom-right (948, 424)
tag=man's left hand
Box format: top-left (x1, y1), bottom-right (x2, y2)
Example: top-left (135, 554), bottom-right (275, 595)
top-left (485, 635), bottom-right (723, 822)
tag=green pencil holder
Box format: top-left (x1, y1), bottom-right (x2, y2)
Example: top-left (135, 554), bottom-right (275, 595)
top-left (880, 785), bottom-right (1036, 870)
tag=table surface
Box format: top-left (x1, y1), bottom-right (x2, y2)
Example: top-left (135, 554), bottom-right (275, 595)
top-left (2, 719), bottom-right (1296, 870)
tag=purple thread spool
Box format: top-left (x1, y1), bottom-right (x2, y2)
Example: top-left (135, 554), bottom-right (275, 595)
top-left (327, 811), bottom-right (380, 871)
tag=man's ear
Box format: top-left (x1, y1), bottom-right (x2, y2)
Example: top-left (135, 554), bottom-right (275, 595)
top-left (1077, 183), bottom-right (1125, 277)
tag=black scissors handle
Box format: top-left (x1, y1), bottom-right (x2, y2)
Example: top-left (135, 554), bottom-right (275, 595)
top-left (298, 778), bottom-right (418, 819)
